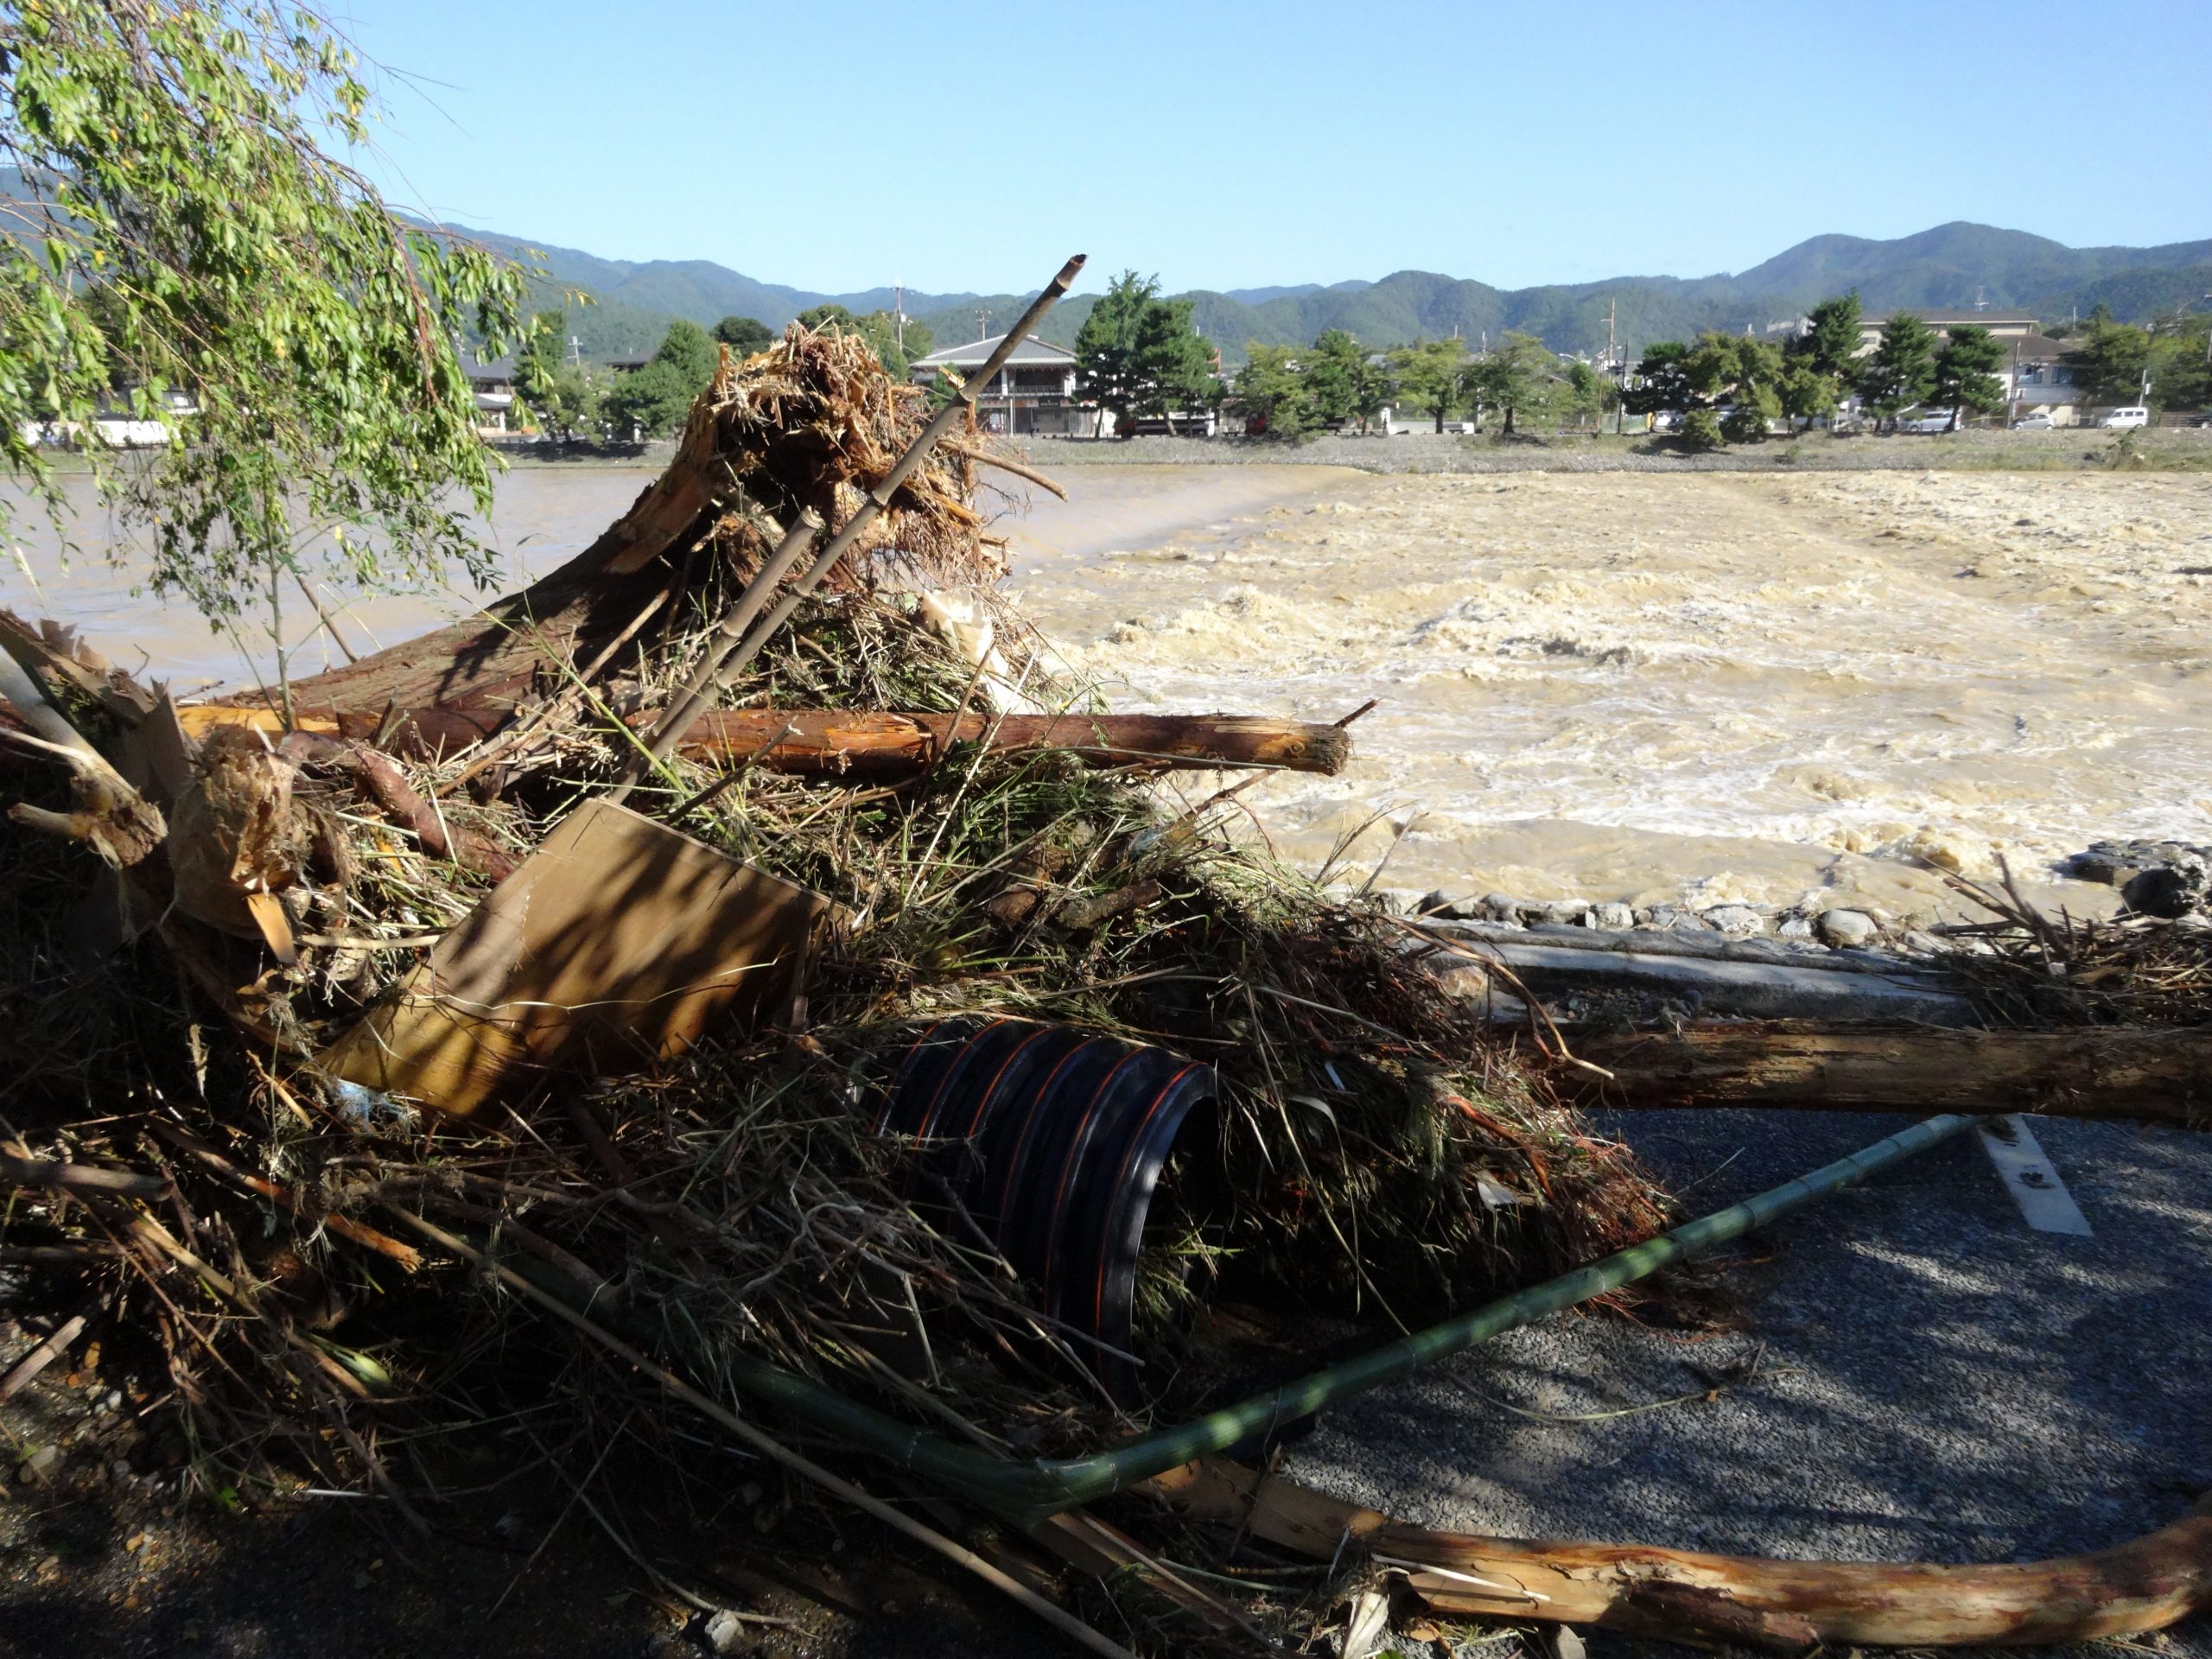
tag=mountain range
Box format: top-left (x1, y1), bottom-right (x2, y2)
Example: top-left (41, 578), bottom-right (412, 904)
top-left (470, 219), bottom-right (2212, 369)
top-left (5, 165), bottom-right (2203, 367)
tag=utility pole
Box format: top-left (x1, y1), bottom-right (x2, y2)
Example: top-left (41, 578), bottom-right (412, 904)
top-left (894, 283), bottom-right (905, 353)
top-left (975, 308), bottom-right (992, 343)
top-left (1606, 297), bottom-right (1628, 437)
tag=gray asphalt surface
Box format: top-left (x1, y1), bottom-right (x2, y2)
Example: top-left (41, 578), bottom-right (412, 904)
top-left (1286, 1107), bottom-right (2212, 1651)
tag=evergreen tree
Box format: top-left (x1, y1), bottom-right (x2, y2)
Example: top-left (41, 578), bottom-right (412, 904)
top-left (1930, 324), bottom-right (2007, 430)
top-left (1792, 293), bottom-right (1865, 380)
top-left (1304, 329), bottom-right (1382, 431)
top-left (602, 320), bottom-right (718, 439)
top-left (2071, 320), bottom-right (2155, 408)
top-left (1782, 293), bottom-right (1861, 428)
top-left (1857, 313), bottom-right (1941, 430)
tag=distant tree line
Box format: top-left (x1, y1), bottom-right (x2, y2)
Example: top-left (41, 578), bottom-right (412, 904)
top-left (522, 280), bottom-right (2210, 448)
top-left (2054, 303), bottom-right (2210, 411)
top-left (1217, 327), bottom-right (1610, 441)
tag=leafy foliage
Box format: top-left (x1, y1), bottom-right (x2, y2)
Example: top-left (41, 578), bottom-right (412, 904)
top-left (2066, 315), bottom-right (2209, 410)
top-left (1074, 271), bottom-right (1215, 432)
top-left (1791, 292), bottom-right (1864, 381)
top-left (1627, 331), bottom-right (1784, 442)
top-left (0, 1), bottom-right (531, 623)
top-left (1465, 332), bottom-right (1556, 434)
top-left (1231, 342), bottom-right (1315, 439)
top-left (712, 315), bottom-right (774, 354)
top-left (1304, 328), bottom-right (1386, 430)
top-left (1387, 337), bottom-right (1469, 431)
top-left (601, 319), bottom-right (718, 439)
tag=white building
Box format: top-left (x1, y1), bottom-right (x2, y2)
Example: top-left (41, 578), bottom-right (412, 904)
top-left (909, 334), bottom-right (1103, 436)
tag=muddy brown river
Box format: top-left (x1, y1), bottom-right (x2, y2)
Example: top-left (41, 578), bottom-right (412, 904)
top-left (8, 462), bottom-right (2208, 919)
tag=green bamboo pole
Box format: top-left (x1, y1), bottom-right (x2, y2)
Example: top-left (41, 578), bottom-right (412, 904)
top-left (448, 1113), bottom-right (1974, 1529)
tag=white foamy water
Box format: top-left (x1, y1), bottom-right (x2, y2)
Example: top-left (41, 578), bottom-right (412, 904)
top-left (1005, 465), bottom-right (2212, 920)
top-left (10, 461), bottom-right (2208, 920)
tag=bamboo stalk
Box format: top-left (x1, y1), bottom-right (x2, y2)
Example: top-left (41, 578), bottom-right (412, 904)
top-left (0, 1310), bottom-right (91, 1402)
top-left (611, 509), bottom-right (823, 800)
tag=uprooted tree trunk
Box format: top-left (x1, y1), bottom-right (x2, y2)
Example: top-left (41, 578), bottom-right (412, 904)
top-left (257, 423), bottom-right (721, 718)
top-left (1565, 1021), bottom-right (2212, 1127)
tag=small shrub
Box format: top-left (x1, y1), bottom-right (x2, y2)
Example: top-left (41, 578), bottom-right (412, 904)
top-left (1679, 409), bottom-right (1726, 450)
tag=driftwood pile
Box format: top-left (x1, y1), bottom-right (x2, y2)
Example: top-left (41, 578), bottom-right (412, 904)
top-left (3, 262), bottom-right (2209, 1656)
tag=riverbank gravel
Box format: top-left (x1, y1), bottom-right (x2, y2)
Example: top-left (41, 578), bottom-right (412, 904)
top-left (1284, 1105), bottom-right (2212, 1653)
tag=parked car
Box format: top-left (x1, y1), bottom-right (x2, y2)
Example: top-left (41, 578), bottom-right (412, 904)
top-left (1899, 410), bottom-right (1955, 434)
top-left (2185, 412), bottom-right (2212, 428)
top-left (2011, 413), bottom-right (2054, 430)
top-left (2101, 406), bottom-right (2150, 429)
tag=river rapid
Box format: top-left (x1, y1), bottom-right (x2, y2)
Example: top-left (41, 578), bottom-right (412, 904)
top-left (8, 461), bottom-right (2209, 921)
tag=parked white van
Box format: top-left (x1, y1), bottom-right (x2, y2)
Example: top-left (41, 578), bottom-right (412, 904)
top-left (2100, 406), bottom-right (2150, 429)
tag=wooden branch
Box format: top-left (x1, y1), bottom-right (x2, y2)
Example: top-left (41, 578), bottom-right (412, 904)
top-left (1151, 1459), bottom-right (2212, 1647)
top-left (143, 1121), bottom-right (422, 1271)
top-left (1, 1151), bottom-right (168, 1198)
top-left (671, 709), bottom-right (1353, 778)
top-left (0, 1310), bottom-right (91, 1402)
top-left (1565, 1022), bottom-right (2212, 1127)
top-left (346, 745), bottom-right (516, 880)
top-left (942, 441), bottom-right (1067, 499)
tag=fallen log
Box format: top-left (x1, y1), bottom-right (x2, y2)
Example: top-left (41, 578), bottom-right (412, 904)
top-left (1567, 1021), bottom-right (2212, 1127)
top-left (1421, 930), bottom-right (1978, 1026)
top-left (1151, 1459), bottom-right (2212, 1648)
top-left (671, 708), bottom-right (1353, 777)
top-left (176, 704), bottom-right (1356, 778)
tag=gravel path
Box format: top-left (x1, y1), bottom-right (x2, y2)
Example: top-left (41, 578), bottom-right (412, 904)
top-left (1285, 1107), bottom-right (2212, 1652)
top-left (1029, 428), bottom-right (2212, 474)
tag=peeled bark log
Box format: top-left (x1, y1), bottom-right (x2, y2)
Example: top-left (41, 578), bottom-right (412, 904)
top-left (178, 703), bottom-right (1357, 779)
top-left (1568, 1022), bottom-right (2212, 1127)
top-left (674, 709), bottom-right (1353, 776)
top-left (1151, 1459), bottom-right (2212, 1647)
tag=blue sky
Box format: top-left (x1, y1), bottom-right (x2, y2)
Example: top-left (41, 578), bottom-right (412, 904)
top-left (339, 0), bottom-right (2212, 296)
